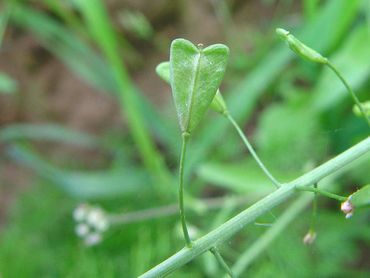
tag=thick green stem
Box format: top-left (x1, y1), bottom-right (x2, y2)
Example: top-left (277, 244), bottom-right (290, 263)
top-left (296, 185), bottom-right (347, 202)
top-left (229, 194), bottom-right (312, 277)
top-left (326, 61), bottom-right (370, 128)
top-left (210, 247), bottom-right (234, 278)
top-left (226, 114), bottom-right (281, 188)
top-left (139, 136), bottom-right (370, 278)
top-left (179, 134), bottom-right (191, 247)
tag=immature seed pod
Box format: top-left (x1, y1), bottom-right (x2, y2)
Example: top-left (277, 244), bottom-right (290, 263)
top-left (156, 61), bottom-right (229, 116)
top-left (170, 39), bottom-right (229, 133)
top-left (353, 101), bottom-right (370, 118)
top-left (276, 28), bottom-right (328, 64)
top-left (210, 90), bottom-right (229, 116)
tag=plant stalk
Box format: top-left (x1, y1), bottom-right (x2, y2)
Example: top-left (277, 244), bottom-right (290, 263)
top-left (226, 114), bottom-right (281, 188)
top-left (179, 133), bottom-right (191, 247)
top-left (296, 185), bottom-right (347, 202)
top-left (139, 136), bottom-right (370, 278)
top-left (326, 61), bottom-right (370, 128)
top-left (229, 194), bottom-right (312, 277)
top-left (210, 247), bottom-right (235, 278)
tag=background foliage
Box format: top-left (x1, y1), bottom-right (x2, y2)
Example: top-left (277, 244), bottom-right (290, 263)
top-left (0, 0), bottom-right (369, 277)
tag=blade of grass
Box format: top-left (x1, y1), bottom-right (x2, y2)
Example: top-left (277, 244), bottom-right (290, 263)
top-left (0, 1), bottom-right (12, 47)
top-left (10, 5), bottom-right (179, 155)
top-left (41, 0), bottom-right (84, 33)
top-left (0, 123), bottom-right (100, 148)
top-left (7, 145), bottom-right (152, 199)
top-left (73, 0), bottom-right (172, 193)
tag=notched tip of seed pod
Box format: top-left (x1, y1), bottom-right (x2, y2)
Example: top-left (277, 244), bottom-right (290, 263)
top-left (171, 38), bottom-right (198, 54)
top-left (276, 28), bottom-right (289, 38)
top-left (341, 198), bottom-right (354, 219)
top-left (303, 230), bottom-right (316, 245)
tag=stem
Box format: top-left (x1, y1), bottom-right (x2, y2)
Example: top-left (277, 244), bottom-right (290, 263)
top-left (226, 114), bottom-right (281, 188)
top-left (210, 247), bottom-right (235, 278)
top-left (179, 133), bottom-right (191, 247)
top-left (108, 195), bottom-right (251, 226)
top-left (229, 194), bottom-right (312, 277)
top-left (296, 186), bottom-right (347, 202)
top-left (139, 136), bottom-right (370, 278)
top-left (309, 183), bottom-right (318, 232)
top-left (326, 61), bottom-right (370, 128)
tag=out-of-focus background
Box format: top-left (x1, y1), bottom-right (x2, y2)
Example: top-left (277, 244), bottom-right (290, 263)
top-left (0, 0), bottom-right (369, 277)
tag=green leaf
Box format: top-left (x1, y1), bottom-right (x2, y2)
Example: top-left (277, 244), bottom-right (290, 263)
top-left (156, 61), bottom-right (229, 115)
top-left (170, 39), bottom-right (229, 133)
top-left (8, 146), bottom-right (151, 199)
top-left (0, 124), bottom-right (99, 148)
top-left (197, 159), bottom-right (296, 194)
top-left (351, 185), bottom-right (370, 208)
top-left (255, 100), bottom-right (327, 172)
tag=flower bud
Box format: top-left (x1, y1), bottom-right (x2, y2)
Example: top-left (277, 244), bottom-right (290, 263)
top-left (341, 199), bottom-right (354, 219)
top-left (276, 28), bottom-right (328, 64)
top-left (303, 230), bottom-right (316, 245)
top-left (84, 232), bottom-right (102, 247)
top-left (73, 204), bottom-right (89, 222)
top-left (75, 223), bottom-right (90, 237)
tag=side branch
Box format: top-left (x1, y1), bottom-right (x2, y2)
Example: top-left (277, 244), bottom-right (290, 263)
top-left (139, 136), bottom-right (370, 278)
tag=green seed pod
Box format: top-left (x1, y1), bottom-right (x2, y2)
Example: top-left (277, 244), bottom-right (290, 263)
top-left (155, 60), bottom-right (229, 116)
top-left (353, 101), bottom-right (370, 118)
top-left (210, 90), bottom-right (228, 116)
top-left (170, 39), bottom-right (229, 133)
top-left (276, 28), bottom-right (328, 64)
top-left (155, 61), bottom-right (170, 83)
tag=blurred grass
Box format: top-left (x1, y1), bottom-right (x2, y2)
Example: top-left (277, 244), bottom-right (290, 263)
top-left (0, 0), bottom-right (370, 277)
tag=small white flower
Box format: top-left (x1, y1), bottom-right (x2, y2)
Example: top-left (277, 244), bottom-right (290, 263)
top-left (75, 223), bottom-right (90, 237)
top-left (94, 217), bottom-right (109, 232)
top-left (87, 208), bottom-right (104, 226)
top-left (84, 232), bottom-right (102, 246)
top-left (73, 204), bottom-right (89, 222)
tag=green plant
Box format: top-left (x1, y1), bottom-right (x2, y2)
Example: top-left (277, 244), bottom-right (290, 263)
top-left (139, 36), bottom-right (370, 277)
top-left (2, 1), bottom-right (370, 277)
